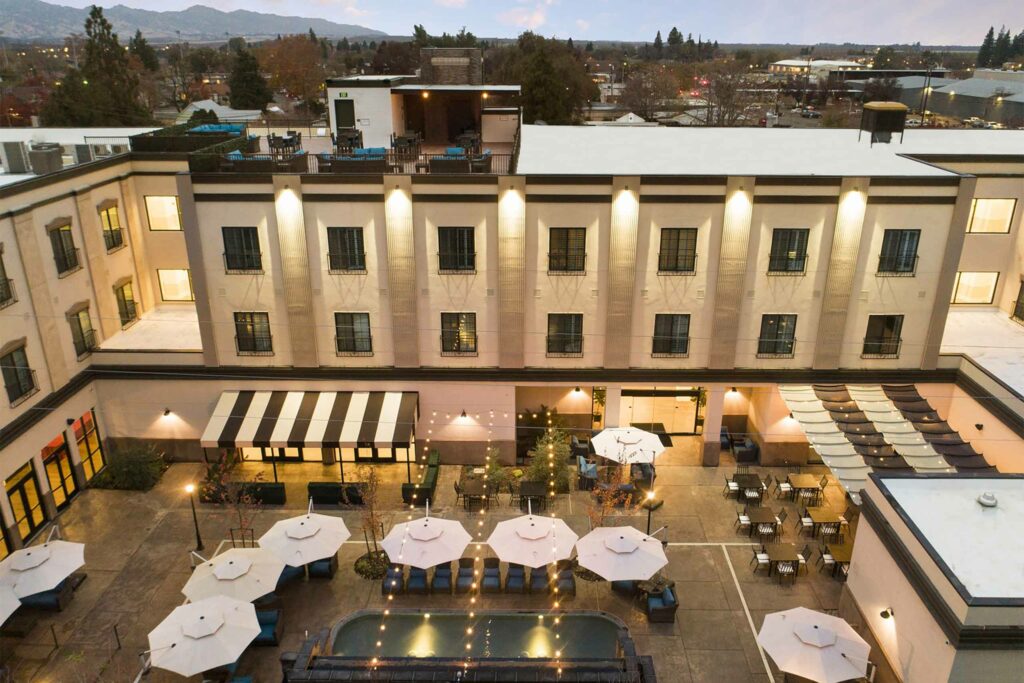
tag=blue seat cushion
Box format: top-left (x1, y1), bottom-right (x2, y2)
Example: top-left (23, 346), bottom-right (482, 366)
top-left (226, 150), bottom-right (244, 159)
top-left (445, 147), bottom-right (465, 156)
top-left (662, 587), bottom-right (676, 606)
top-left (256, 610), bottom-right (278, 626)
top-left (505, 576), bottom-right (524, 589)
top-left (647, 596), bottom-right (665, 609)
top-left (256, 623), bottom-right (277, 642)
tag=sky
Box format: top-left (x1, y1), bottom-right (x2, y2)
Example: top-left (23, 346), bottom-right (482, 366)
top-left (57, 0), bottom-right (1023, 44)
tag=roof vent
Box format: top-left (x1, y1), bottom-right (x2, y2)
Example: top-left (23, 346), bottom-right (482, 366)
top-left (858, 102), bottom-right (908, 146)
top-left (976, 492), bottom-right (998, 508)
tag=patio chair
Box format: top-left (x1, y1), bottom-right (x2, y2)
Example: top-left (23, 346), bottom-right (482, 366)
top-left (776, 509), bottom-right (789, 535)
top-left (776, 560), bottom-right (798, 585)
top-left (774, 475), bottom-right (793, 500)
top-left (455, 558), bottom-right (475, 594)
top-left (381, 564), bottom-right (405, 595)
top-left (611, 580), bottom-right (638, 595)
top-left (798, 544), bottom-right (812, 574)
top-left (504, 563), bottom-right (526, 593)
top-left (431, 562), bottom-right (453, 594)
top-left (308, 552), bottom-right (338, 579)
top-left (253, 609), bottom-right (283, 646)
top-left (529, 567), bottom-right (551, 594)
top-left (508, 482), bottom-right (522, 507)
top-left (645, 584), bottom-right (679, 622)
top-left (816, 546), bottom-right (836, 574)
top-left (797, 509), bottom-right (814, 536)
top-left (481, 558), bottom-right (502, 594)
top-left (820, 523), bottom-right (842, 544)
top-left (744, 487), bottom-right (763, 506)
top-left (577, 456), bottom-right (598, 491)
top-left (755, 518), bottom-right (777, 542)
top-left (750, 547), bottom-right (770, 574)
top-left (407, 567), bottom-right (429, 594)
top-left (555, 560), bottom-right (576, 598)
top-left (19, 578), bottom-right (73, 611)
top-left (276, 564), bottom-right (306, 591)
top-left (454, 480), bottom-right (463, 506)
top-left (762, 474), bottom-right (772, 492)
top-left (723, 476), bottom-right (740, 498)
top-left (734, 506), bottom-right (751, 533)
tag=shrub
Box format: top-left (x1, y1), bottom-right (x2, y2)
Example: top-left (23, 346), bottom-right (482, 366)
top-left (525, 427), bottom-right (572, 493)
top-left (90, 444), bottom-right (168, 491)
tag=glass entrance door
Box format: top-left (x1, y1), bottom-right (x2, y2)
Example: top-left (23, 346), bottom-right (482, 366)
top-left (620, 389), bottom-right (703, 435)
top-left (6, 462), bottom-right (46, 543)
top-left (42, 435), bottom-right (78, 510)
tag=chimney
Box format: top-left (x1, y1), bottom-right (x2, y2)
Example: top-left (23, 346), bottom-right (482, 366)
top-left (859, 101), bottom-right (908, 146)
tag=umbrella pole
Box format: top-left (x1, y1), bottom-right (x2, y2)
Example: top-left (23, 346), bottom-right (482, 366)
top-left (308, 497), bottom-right (314, 515)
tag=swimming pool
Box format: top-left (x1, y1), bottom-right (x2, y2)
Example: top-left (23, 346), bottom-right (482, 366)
top-left (330, 609), bottom-right (624, 659)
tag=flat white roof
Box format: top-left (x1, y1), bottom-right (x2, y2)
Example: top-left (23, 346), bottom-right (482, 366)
top-left (0, 127), bottom-right (156, 145)
top-left (391, 84), bottom-right (520, 92)
top-left (881, 476), bottom-right (1024, 599)
top-left (517, 125), bottom-right (1003, 176)
top-left (942, 309), bottom-right (1024, 397)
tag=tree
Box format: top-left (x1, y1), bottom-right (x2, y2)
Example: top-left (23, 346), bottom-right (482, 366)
top-left (165, 43), bottom-right (193, 110)
top-left (371, 40), bottom-right (418, 75)
top-left (188, 47), bottom-right (222, 79)
top-left (861, 77), bottom-right (902, 103)
top-left (992, 27), bottom-right (1012, 66)
top-left (228, 50), bottom-right (272, 110)
top-left (585, 41), bottom-right (594, 52)
top-left (873, 46), bottom-right (898, 69)
top-left (227, 36), bottom-right (247, 54)
top-left (622, 63), bottom-right (678, 120)
top-left (977, 27), bottom-right (995, 67)
top-left (667, 27), bottom-right (682, 59)
top-left (653, 31), bottom-right (663, 58)
top-left (697, 62), bottom-right (759, 126)
top-left (357, 464), bottom-right (383, 554)
top-left (258, 34), bottom-right (326, 114)
top-left (128, 29), bottom-right (159, 71)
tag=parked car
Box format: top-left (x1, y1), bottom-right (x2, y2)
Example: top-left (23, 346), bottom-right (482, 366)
top-left (801, 109), bottom-right (823, 119)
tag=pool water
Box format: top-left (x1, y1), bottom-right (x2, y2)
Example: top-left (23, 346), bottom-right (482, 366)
top-left (331, 611), bottom-right (621, 659)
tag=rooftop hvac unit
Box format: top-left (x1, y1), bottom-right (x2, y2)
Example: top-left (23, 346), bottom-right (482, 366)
top-left (73, 144), bottom-right (93, 164)
top-left (858, 101), bottom-right (908, 146)
top-left (28, 143), bottom-right (64, 175)
top-left (0, 142), bottom-right (30, 174)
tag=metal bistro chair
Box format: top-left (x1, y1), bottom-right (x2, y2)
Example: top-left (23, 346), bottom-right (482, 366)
top-left (453, 480), bottom-right (464, 507)
top-left (508, 482), bottom-right (521, 508)
top-left (775, 475), bottom-right (793, 500)
top-left (750, 547), bottom-right (770, 575)
top-left (797, 508), bottom-right (815, 537)
top-left (744, 486), bottom-right (764, 506)
top-left (776, 560), bottom-right (798, 585)
top-left (723, 476), bottom-right (740, 498)
top-left (735, 506), bottom-right (751, 533)
top-left (816, 545), bottom-right (836, 575)
top-left (798, 544), bottom-right (813, 575)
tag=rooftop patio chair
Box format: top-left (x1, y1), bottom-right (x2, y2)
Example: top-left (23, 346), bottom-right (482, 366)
top-left (253, 608), bottom-right (283, 646)
top-left (455, 558), bottom-right (475, 594)
top-left (308, 552), bottom-right (338, 579)
top-left (774, 475), bottom-right (792, 500)
top-left (276, 564), bottom-right (306, 592)
top-left (816, 546), bottom-right (835, 574)
top-left (776, 560), bottom-right (798, 585)
top-left (750, 547), bottom-right (770, 574)
top-left (406, 567), bottom-right (429, 594)
top-left (529, 566), bottom-right (551, 594)
top-left (481, 558), bottom-right (502, 594)
top-left (381, 564), bottom-right (405, 595)
top-left (504, 563), bottom-right (526, 594)
top-left (645, 584), bottom-right (678, 623)
top-left (555, 559), bottom-right (576, 598)
top-left (723, 476), bottom-right (740, 498)
top-left (735, 506), bottom-right (751, 533)
top-left (431, 562), bottom-right (453, 594)
top-left (798, 544), bottom-right (812, 574)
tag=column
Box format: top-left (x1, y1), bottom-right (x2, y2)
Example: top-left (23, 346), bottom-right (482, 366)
top-left (31, 454), bottom-right (58, 522)
top-left (73, 190), bottom-right (116, 339)
top-left (702, 385), bottom-right (725, 466)
top-left (603, 386), bottom-right (623, 427)
top-left (273, 176), bottom-right (319, 367)
top-left (603, 177), bottom-right (641, 369)
top-left (920, 177), bottom-right (977, 370)
top-left (708, 177), bottom-right (755, 369)
top-left (497, 176), bottom-right (527, 368)
top-left (383, 176), bottom-right (420, 367)
top-left (176, 174), bottom-right (220, 367)
top-left (813, 178), bottom-right (870, 369)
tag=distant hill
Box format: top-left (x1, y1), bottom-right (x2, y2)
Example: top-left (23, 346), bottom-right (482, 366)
top-left (0, 0), bottom-right (386, 42)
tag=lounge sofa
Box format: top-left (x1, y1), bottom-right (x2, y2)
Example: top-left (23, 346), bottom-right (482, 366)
top-left (646, 585), bottom-right (679, 623)
top-left (402, 450), bottom-right (440, 505)
top-left (254, 609), bottom-right (284, 646)
top-left (19, 578), bottom-right (74, 611)
top-left (734, 438), bottom-right (760, 464)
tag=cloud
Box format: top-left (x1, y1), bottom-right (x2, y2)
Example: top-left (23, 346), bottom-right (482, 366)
top-left (499, 3), bottom-right (548, 30)
top-left (312, 0), bottom-right (370, 17)
top-left (434, 0), bottom-right (467, 6)
top-left (575, 19), bottom-right (590, 32)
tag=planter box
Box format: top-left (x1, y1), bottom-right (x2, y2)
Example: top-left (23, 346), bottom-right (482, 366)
top-left (244, 482), bottom-right (286, 505)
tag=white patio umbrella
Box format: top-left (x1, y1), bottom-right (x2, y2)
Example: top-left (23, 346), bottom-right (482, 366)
top-left (0, 585), bottom-right (21, 625)
top-left (575, 526), bottom-right (667, 581)
top-left (258, 513), bottom-right (351, 568)
top-left (182, 548), bottom-right (286, 602)
top-left (0, 541), bottom-right (85, 597)
top-left (382, 505), bottom-right (472, 569)
top-left (148, 595), bottom-right (259, 678)
top-left (486, 510), bottom-right (579, 568)
top-left (591, 427), bottom-right (665, 464)
top-left (757, 607), bottom-right (871, 683)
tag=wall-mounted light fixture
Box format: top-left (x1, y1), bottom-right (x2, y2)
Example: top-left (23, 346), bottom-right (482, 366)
top-left (880, 608), bottom-right (894, 619)
top-left (574, 386), bottom-right (582, 393)
top-left (730, 387), bottom-right (737, 393)
top-left (460, 409), bottom-right (467, 419)
top-left (163, 408), bottom-right (172, 417)
top-left (788, 412), bottom-right (794, 419)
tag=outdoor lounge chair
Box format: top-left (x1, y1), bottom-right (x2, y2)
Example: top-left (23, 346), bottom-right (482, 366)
top-left (308, 552), bottom-right (338, 579)
top-left (529, 567), bottom-right (550, 594)
top-left (253, 609), bottom-right (283, 646)
top-left (555, 560), bottom-right (576, 598)
top-left (577, 455), bottom-right (598, 490)
top-left (407, 567), bottom-right (429, 594)
top-left (611, 580), bottom-right (637, 595)
top-left (455, 558), bottom-right (475, 594)
top-left (504, 563), bottom-right (526, 593)
top-left (382, 564), bottom-right (405, 595)
top-left (276, 564), bottom-right (305, 591)
top-left (19, 578), bottom-right (73, 611)
top-left (481, 558), bottom-right (502, 593)
top-left (645, 585), bottom-right (678, 622)
top-left (431, 563), bottom-right (453, 593)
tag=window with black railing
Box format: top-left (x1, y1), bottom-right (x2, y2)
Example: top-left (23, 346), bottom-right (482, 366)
top-left (757, 314), bottom-right (797, 357)
top-left (115, 282), bottom-right (138, 328)
top-left (1013, 283), bottom-right (1024, 323)
top-left (440, 312), bottom-right (477, 355)
top-left (767, 228), bottom-right (809, 274)
top-left (100, 205), bottom-right (125, 252)
top-left (0, 254), bottom-right (15, 309)
top-left (335, 312), bottom-right (372, 355)
top-left (658, 228), bottom-right (698, 273)
top-left (548, 228), bottom-right (587, 273)
top-left (327, 227), bottom-right (366, 272)
top-left (234, 311), bottom-right (273, 355)
top-left (69, 309), bottom-right (96, 358)
top-left (863, 314), bottom-right (903, 357)
top-left (652, 314), bottom-right (691, 356)
top-left (2, 347), bottom-right (37, 406)
top-left (438, 227), bottom-right (476, 272)
top-left (49, 224), bottom-right (80, 276)
top-left (222, 226), bottom-right (263, 272)
top-left (547, 313), bottom-right (584, 356)
top-left (877, 229), bottom-right (920, 276)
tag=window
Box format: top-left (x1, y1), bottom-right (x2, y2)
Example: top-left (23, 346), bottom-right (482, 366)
top-left (877, 229), bottom-right (920, 275)
top-left (652, 314), bottom-right (690, 356)
top-left (69, 308), bottom-right (96, 358)
top-left (658, 228), bottom-right (698, 273)
top-left (145, 196), bottom-right (182, 231)
top-left (440, 312), bottom-right (477, 355)
top-left (863, 314), bottom-right (903, 357)
top-left (967, 198), bottom-right (1016, 234)
top-left (1, 346), bottom-right (37, 406)
top-left (49, 222), bottom-right (80, 276)
top-left (335, 312), bottom-right (372, 355)
top-left (42, 434), bottom-right (77, 510)
top-left (0, 250), bottom-right (15, 310)
top-left (114, 281), bottom-right (138, 327)
top-left (327, 227), bottom-right (366, 272)
top-left (768, 228), bottom-right (809, 274)
top-left (234, 312), bottom-right (273, 355)
top-left (438, 227), bottom-right (475, 272)
top-left (99, 204), bottom-right (124, 251)
top-left (951, 272), bottom-right (999, 305)
top-left (222, 227), bottom-right (262, 272)
top-left (548, 228), bottom-right (586, 273)
top-left (1014, 282), bottom-right (1024, 323)
top-left (757, 314), bottom-right (797, 357)
top-left (5, 462), bottom-right (46, 543)
top-left (157, 269), bottom-right (194, 301)
top-left (547, 313), bottom-right (584, 356)
top-left (72, 410), bottom-right (105, 481)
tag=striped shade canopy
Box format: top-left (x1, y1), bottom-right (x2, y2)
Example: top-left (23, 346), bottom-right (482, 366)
top-left (200, 391), bottom-right (418, 449)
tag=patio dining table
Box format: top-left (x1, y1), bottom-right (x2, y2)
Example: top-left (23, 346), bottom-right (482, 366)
top-left (826, 542), bottom-right (854, 577)
top-left (461, 479), bottom-right (490, 511)
top-left (746, 507), bottom-right (778, 537)
top-left (806, 506), bottom-right (841, 536)
top-left (518, 480), bottom-right (548, 512)
top-left (733, 473), bottom-right (763, 490)
top-left (764, 543), bottom-right (799, 576)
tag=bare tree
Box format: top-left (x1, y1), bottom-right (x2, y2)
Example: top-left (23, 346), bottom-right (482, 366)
top-left (697, 62), bottom-right (760, 126)
top-left (357, 464), bottom-right (383, 554)
top-left (587, 465), bottom-right (640, 529)
top-left (621, 64), bottom-right (678, 121)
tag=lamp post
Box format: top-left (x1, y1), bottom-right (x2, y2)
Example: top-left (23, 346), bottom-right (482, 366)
top-left (643, 490), bottom-right (663, 535)
top-left (184, 484), bottom-right (204, 552)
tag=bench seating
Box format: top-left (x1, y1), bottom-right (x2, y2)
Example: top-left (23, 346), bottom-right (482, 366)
top-left (402, 450), bottom-right (440, 505)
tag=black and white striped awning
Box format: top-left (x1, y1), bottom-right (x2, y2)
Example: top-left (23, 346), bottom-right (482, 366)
top-left (200, 391), bottom-right (419, 449)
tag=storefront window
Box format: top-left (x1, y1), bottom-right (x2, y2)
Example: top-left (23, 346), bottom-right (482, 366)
top-left (5, 462), bottom-right (46, 543)
top-left (72, 409), bottom-right (106, 481)
top-left (42, 433), bottom-right (78, 510)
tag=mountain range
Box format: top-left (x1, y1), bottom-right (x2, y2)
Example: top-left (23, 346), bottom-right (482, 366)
top-left (0, 0), bottom-right (386, 42)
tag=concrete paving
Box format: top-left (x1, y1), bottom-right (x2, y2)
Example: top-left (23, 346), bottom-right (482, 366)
top-left (0, 438), bottom-right (860, 682)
